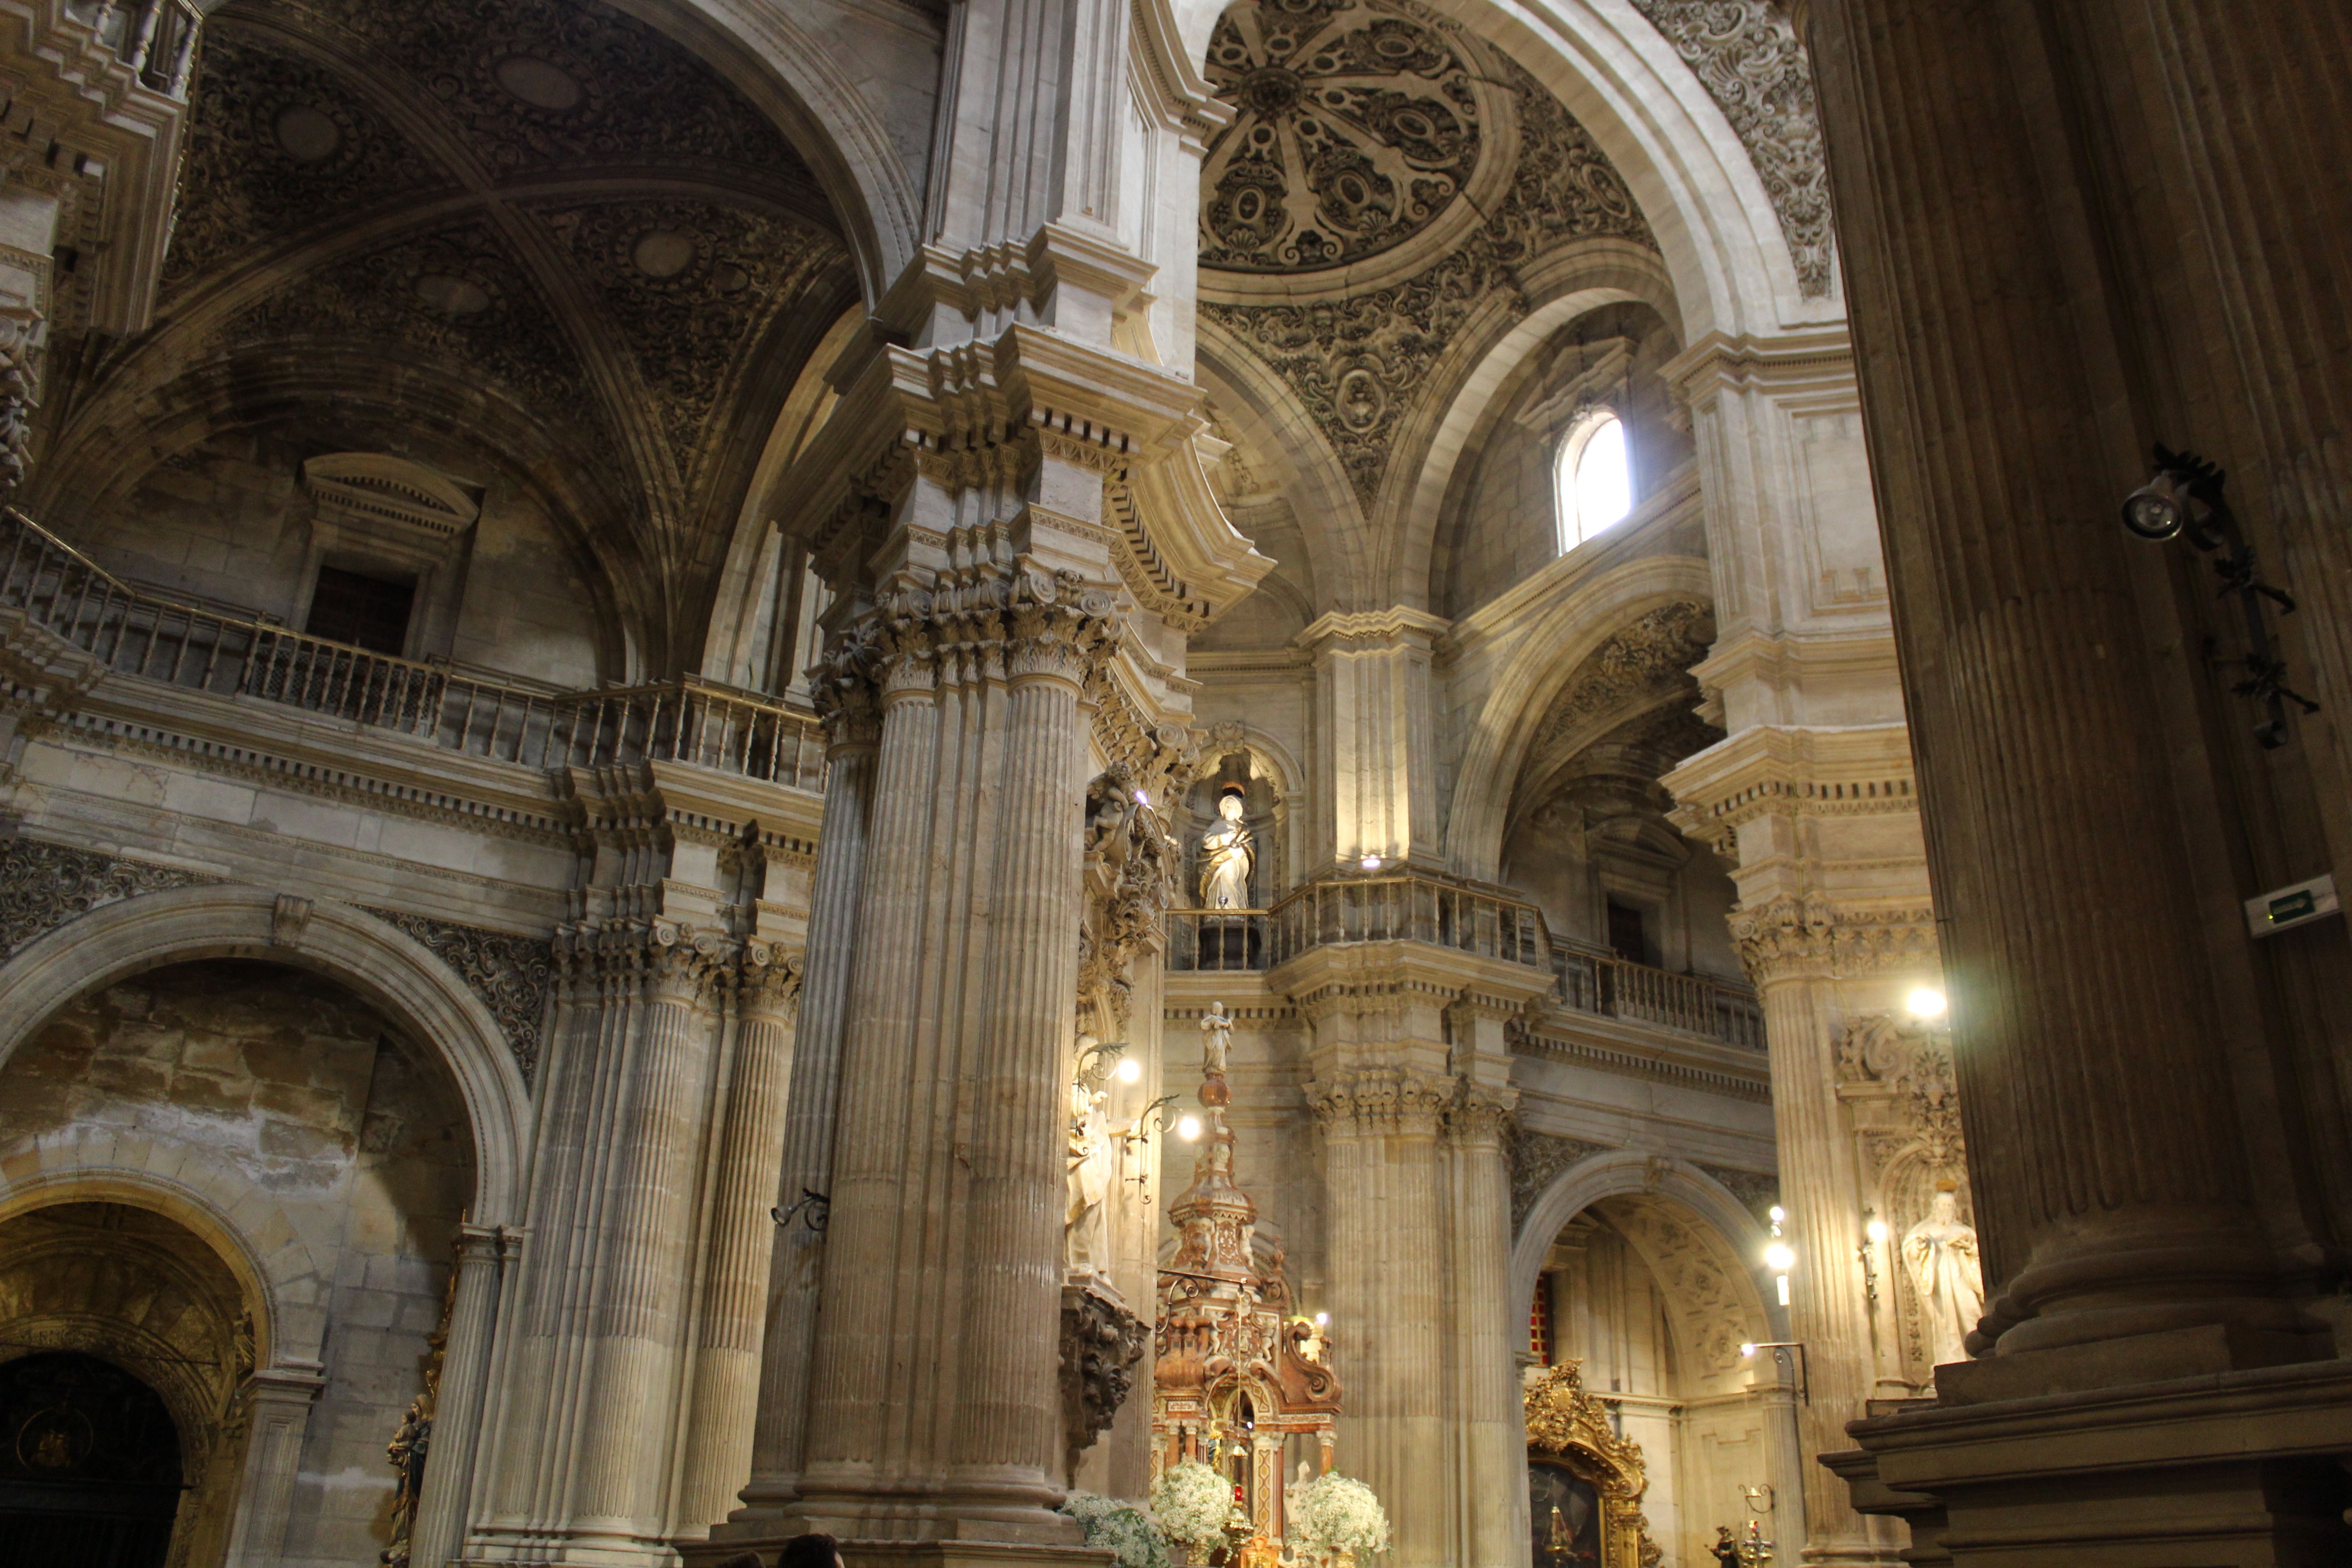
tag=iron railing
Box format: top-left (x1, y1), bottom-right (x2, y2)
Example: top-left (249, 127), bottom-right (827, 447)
top-left (0, 507), bottom-right (826, 789)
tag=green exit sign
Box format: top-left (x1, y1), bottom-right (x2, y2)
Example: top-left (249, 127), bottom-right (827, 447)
top-left (2244, 874), bottom-right (2340, 938)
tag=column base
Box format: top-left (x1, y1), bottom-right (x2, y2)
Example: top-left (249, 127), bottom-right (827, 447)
top-left (1827, 1357), bottom-right (2352, 1567)
top-left (681, 1540), bottom-right (1111, 1568)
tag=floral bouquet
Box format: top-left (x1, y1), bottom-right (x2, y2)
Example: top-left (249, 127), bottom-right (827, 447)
top-left (1061, 1490), bottom-right (1172, 1568)
top-left (1287, 1473), bottom-right (1390, 1562)
top-left (1151, 1459), bottom-right (1234, 1556)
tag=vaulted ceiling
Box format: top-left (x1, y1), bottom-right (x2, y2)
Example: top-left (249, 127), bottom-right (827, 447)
top-left (35, 0), bottom-right (858, 667)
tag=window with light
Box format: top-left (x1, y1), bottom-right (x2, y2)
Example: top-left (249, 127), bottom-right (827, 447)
top-left (1556, 413), bottom-right (1632, 552)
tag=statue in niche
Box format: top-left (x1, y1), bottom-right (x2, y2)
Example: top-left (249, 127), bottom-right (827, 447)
top-left (1066, 1044), bottom-right (1117, 1279)
top-left (1197, 786), bottom-right (1256, 909)
top-left (1901, 1179), bottom-right (1985, 1368)
top-left (1202, 1000), bottom-right (1234, 1076)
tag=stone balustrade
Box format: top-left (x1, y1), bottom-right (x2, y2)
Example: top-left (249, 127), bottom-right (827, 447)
top-left (0, 506), bottom-right (827, 790)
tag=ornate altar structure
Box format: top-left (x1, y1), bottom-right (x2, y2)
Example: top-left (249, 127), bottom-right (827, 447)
top-left (1154, 1004), bottom-right (1342, 1553)
top-left (1524, 1363), bottom-right (1660, 1568)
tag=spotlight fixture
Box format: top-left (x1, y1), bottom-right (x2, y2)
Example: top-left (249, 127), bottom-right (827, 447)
top-left (1315, 1311), bottom-right (1330, 1327)
top-left (1906, 986), bottom-right (1947, 1020)
top-left (1865, 1217), bottom-right (1889, 1245)
top-left (1176, 1114), bottom-right (1202, 1142)
top-left (2121, 444), bottom-right (2318, 749)
top-left (1764, 1242), bottom-right (1795, 1273)
top-left (1115, 1056), bottom-right (1143, 1084)
top-left (1360, 854), bottom-right (1383, 871)
top-left (1767, 1205), bottom-right (1785, 1225)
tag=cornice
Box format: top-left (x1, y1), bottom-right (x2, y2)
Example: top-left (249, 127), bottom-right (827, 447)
top-left (1662, 720), bottom-right (1920, 852)
top-left (1293, 605), bottom-right (1452, 654)
top-left (1662, 327), bottom-right (1857, 410)
top-left (1514, 1018), bottom-right (1773, 1102)
top-left (1692, 625), bottom-right (1901, 693)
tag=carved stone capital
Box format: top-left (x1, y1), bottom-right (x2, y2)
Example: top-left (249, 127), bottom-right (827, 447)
top-left (1445, 1080), bottom-right (1519, 1146)
top-left (1306, 1066), bottom-right (1455, 1138)
top-left (1728, 893), bottom-right (1939, 983)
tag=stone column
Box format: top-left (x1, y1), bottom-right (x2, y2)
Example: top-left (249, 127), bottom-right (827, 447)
top-left (678, 949), bottom-right (804, 1532)
top-left (734, 661), bottom-right (882, 1519)
top-left (411, 1225), bottom-right (517, 1568)
top-left (223, 1364), bottom-right (323, 1568)
top-left (1803, 0), bottom-right (2352, 1554)
top-left (1442, 1083), bottom-right (1519, 1568)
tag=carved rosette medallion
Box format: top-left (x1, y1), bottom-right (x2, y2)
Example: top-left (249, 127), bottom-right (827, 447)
top-left (1201, 0), bottom-right (1493, 274)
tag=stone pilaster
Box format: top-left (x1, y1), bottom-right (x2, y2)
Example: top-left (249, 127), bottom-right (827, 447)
top-left (412, 1224), bottom-right (520, 1568)
top-left (1295, 609), bottom-right (1450, 872)
top-left (678, 951), bottom-right (804, 1533)
top-left (734, 651), bottom-right (882, 1520)
top-left (222, 1364), bottom-right (324, 1567)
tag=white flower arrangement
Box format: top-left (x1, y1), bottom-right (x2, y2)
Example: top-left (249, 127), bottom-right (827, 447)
top-left (1287, 1473), bottom-right (1390, 1559)
top-left (1062, 1490), bottom-right (1171, 1568)
top-left (1151, 1459), bottom-right (1235, 1552)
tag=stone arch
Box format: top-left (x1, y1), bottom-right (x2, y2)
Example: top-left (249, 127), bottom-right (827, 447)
top-left (0, 885), bottom-right (532, 1239)
top-left (1444, 554), bottom-right (1714, 880)
top-left (1509, 1148), bottom-right (1782, 1356)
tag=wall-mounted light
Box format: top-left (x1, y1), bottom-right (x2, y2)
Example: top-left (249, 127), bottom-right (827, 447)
top-left (1315, 1311), bottom-right (1329, 1327)
top-left (1906, 986), bottom-right (1947, 1020)
top-left (1359, 854), bottom-right (1383, 871)
top-left (1177, 1114), bottom-right (1202, 1142)
top-left (1865, 1216), bottom-right (1888, 1245)
top-left (1133, 789), bottom-right (1151, 807)
top-left (1740, 1340), bottom-right (1810, 1404)
top-left (1115, 1056), bottom-right (1144, 1084)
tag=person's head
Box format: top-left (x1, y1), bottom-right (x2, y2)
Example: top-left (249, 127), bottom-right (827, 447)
top-left (777, 1534), bottom-right (842, 1568)
top-left (1218, 789), bottom-right (1245, 823)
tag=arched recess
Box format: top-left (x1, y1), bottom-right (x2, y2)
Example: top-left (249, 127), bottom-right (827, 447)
top-left (0, 885), bottom-right (531, 1235)
top-left (1509, 1148), bottom-right (1782, 1350)
top-left (1383, 240), bottom-right (1681, 608)
top-left (1445, 554), bottom-right (1713, 880)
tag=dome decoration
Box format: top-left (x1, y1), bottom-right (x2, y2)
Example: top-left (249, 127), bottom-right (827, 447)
top-left (1200, 0), bottom-right (1509, 279)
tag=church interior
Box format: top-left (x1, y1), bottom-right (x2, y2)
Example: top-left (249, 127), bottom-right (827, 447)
top-left (0, 0), bottom-right (2345, 1565)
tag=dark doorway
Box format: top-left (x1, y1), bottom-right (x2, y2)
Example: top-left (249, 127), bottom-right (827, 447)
top-left (1605, 899), bottom-right (1650, 966)
top-left (305, 564), bottom-right (416, 655)
top-left (0, 1352), bottom-right (182, 1568)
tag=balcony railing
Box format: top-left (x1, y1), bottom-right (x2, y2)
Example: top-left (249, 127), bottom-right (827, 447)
top-left (1551, 947), bottom-right (1766, 1051)
top-left (0, 507), bottom-right (826, 789)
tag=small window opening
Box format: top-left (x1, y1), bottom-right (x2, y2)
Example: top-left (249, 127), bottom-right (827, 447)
top-left (1605, 899), bottom-right (1651, 967)
top-left (305, 566), bottom-right (415, 656)
top-left (1557, 413), bottom-right (1632, 550)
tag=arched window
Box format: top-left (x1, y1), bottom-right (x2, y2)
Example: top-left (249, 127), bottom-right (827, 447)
top-left (1556, 413), bottom-right (1632, 552)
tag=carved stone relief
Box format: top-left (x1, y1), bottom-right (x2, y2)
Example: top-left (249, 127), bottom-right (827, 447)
top-left (361, 907), bottom-right (555, 1083)
top-left (1527, 603), bottom-right (1716, 759)
top-left (1060, 1282), bottom-right (1150, 1470)
top-left (1506, 1123), bottom-right (1614, 1231)
top-left (1626, 0), bottom-right (1833, 296)
top-left (1694, 1161), bottom-right (1779, 1226)
top-left (0, 838), bottom-right (207, 960)
top-left (1201, 0), bottom-right (1655, 507)
top-left (1599, 1195), bottom-right (1751, 1374)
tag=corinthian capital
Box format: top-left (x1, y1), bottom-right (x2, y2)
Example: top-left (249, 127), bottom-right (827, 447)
top-left (1728, 893), bottom-right (1939, 984)
top-left (1306, 1066), bottom-right (1456, 1138)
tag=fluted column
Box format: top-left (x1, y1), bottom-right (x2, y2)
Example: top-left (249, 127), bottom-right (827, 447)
top-left (1443, 1086), bottom-right (1519, 1568)
top-left (679, 950), bottom-right (804, 1532)
top-left (1807, 0), bottom-right (2315, 1371)
top-left (788, 570), bottom-right (1115, 1543)
top-left (735, 668), bottom-right (882, 1518)
top-left (411, 1223), bottom-right (517, 1568)
top-left (948, 607), bottom-right (1095, 1494)
top-left (1309, 1067), bottom-right (1453, 1568)
top-left (572, 933), bottom-right (726, 1538)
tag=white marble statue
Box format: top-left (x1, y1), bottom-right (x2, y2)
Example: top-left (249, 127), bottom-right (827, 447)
top-left (1065, 1075), bottom-right (1115, 1277)
top-left (1197, 789), bottom-right (1255, 909)
top-left (1901, 1182), bottom-right (1985, 1368)
top-left (1201, 1000), bottom-right (1233, 1077)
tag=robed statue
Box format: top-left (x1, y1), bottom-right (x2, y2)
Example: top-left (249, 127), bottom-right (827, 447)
top-left (1901, 1180), bottom-right (1985, 1367)
top-left (1197, 788), bottom-right (1255, 909)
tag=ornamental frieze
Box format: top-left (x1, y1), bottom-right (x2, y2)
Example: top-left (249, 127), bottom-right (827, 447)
top-left (362, 907), bottom-right (555, 1084)
top-left (0, 838), bottom-right (209, 961)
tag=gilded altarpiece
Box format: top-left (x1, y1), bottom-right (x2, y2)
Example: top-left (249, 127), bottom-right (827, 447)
top-left (1523, 1363), bottom-right (1659, 1568)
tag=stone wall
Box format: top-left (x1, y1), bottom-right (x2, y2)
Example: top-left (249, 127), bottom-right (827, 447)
top-left (0, 960), bottom-right (474, 1568)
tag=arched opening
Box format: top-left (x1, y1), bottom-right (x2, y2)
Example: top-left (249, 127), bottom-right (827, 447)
top-left (0, 1352), bottom-right (183, 1568)
top-left (1557, 413), bottom-right (1632, 550)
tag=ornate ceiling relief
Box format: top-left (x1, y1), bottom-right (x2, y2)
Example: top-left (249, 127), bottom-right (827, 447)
top-left (541, 201), bottom-right (846, 472)
top-left (160, 31), bottom-right (445, 295)
top-left (1625, 0), bottom-right (1833, 297)
top-left (1198, 0), bottom-right (1653, 509)
top-left (225, 220), bottom-right (592, 413)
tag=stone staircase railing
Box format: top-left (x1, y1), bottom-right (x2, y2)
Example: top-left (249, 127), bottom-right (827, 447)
top-left (0, 506), bottom-right (827, 790)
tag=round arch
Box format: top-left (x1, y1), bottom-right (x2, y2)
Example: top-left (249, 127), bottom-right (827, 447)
top-left (0, 885), bottom-right (533, 1233)
top-left (1444, 554), bottom-right (1713, 880)
top-left (1509, 1147), bottom-right (1784, 1347)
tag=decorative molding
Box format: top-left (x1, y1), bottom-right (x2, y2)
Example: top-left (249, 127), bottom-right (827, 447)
top-left (0, 838), bottom-right (209, 960)
top-left (1693, 1161), bottom-right (1779, 1225)
top-left (363, 906), bottom-right (555, 1083)
top-left (1305, 1064), bottom-right (1456, 1137)
top-left (1835, 1011), bottom-right (1962, 1172)
top-left (1627, 0), bottom-right (1833, 297)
